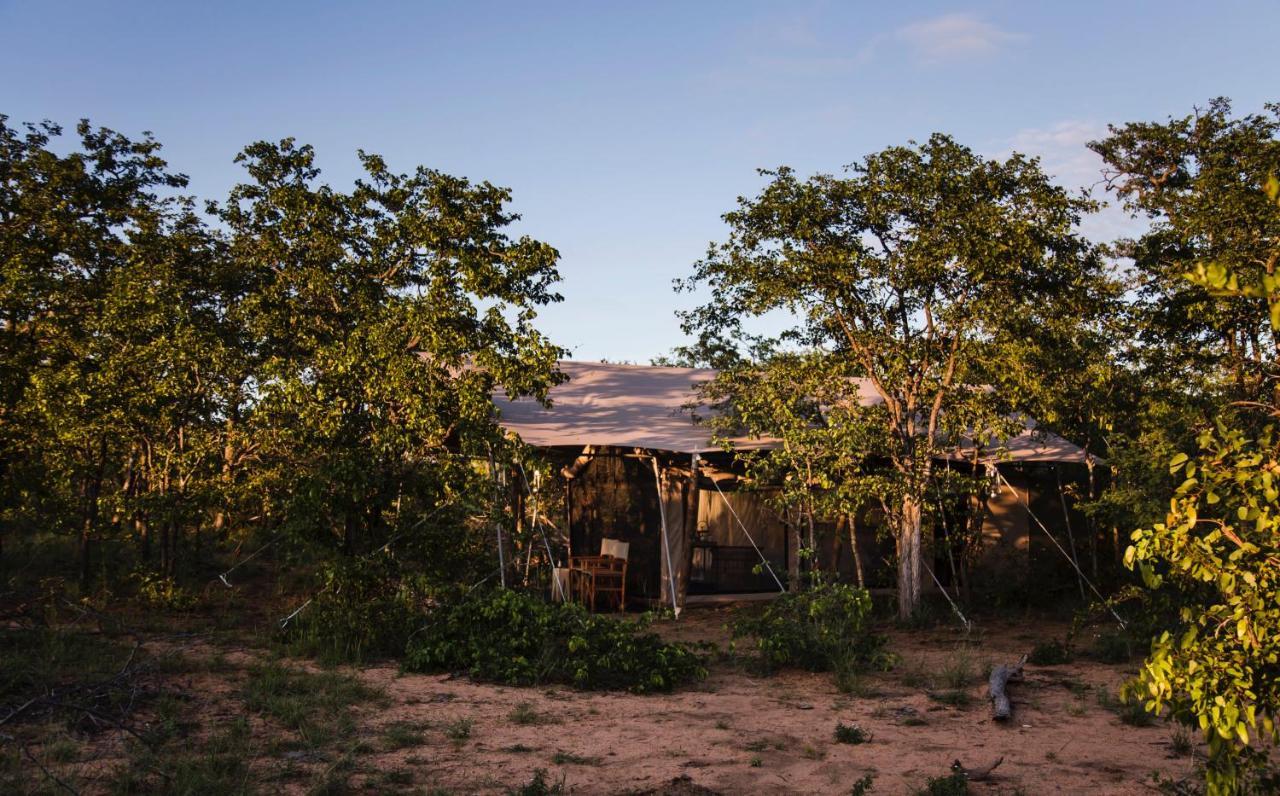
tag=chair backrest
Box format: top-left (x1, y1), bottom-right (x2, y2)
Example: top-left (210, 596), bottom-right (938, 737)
top-left (600, 538), bottom-right (630, 561)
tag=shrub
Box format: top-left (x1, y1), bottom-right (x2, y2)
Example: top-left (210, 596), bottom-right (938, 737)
top-left (282, 558), bottom-right (422, 663)
top-left (850, 774), bottom-right (876, 796)
top-left (1027, 638), bottom-right (1073, 666)
top-left (1089, 631), bottom-right (1133, 664)
top-left (834, 721), bottom-right (871, 745)
top-left (403, 589), bottom-right (707, 694)
top-left (916, 772), bottom-right (969, 796)
top-left (730, 582), bottom-right (885, 675)
top-left (509, 768), bottom-right (566, 796)
top-left (129, 572), bottom-right (199, 611)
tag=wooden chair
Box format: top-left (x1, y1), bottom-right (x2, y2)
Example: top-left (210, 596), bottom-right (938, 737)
top-left (569, 538), bottom-right (629, 612)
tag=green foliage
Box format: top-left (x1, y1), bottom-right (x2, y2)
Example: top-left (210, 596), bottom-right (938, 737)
top-left (403, 589), bottom-right (707, 693)
top-left (730, 582), bottom-right (885, 675)
top-left (833, 721), bottom-right (871, 744)
top-left (1027, 639), bottom-right (1073, 666)
top-left (915, 772), bottom-right (969, 796)
top-left (1126, 423), bottom-right (1280, 791)
top-left (1089, 630), bottom-right (1135, 664)
top-left (0, 114), bottom-right (564, 597)
top-left (509, 702), bottom-right (556, 726)
top-left (679, 133), bottom-right (1109, 617)
top-left (129, 572), bottom-right (199, 611)
top-left (282, 557), bottom-right (422, 664)
top-left (849, 774), bottom-right (876, 795)
top-left (108, 716), bottom-right (256, 795)
top-left (0, 626), bottom-right (134, 709)
top-left (241, 662), bottom-right (383, 749)
top-left (1091, 99), bottom-right (1280, 406)
top-left (508, 769), bottom-right (566, 796)
top-left (1100, 102), bottom-right (1280, 795)
top-left (445, 717), bottom-right (474, 742)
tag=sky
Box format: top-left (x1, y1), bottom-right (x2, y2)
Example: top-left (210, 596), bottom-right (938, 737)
top-left (2, 1), bottom-right (1278, 362)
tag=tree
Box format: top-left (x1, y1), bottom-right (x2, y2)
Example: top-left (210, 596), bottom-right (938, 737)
top-left (0, 117), bottom-right (211, 587)
top-left (679, 134), bottom-right (1106, 619)
top-left (214, 139), bottom-right (564, 562)
top-left (1090, 98), bottom-right (1280, 407)
top-left (1124, 175), bottom-right (1280, 794)
top-left (1, 118), bottom-right (565, 597)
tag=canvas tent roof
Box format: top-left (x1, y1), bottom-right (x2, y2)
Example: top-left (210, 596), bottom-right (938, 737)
top-left (493, 360), bottom-right (1092, 464)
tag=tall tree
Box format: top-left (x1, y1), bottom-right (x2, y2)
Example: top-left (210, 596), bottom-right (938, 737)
top-left (680, 134), bottom-right (1106, 618)
top-left (1125, 175), bottom-right (1280, 795)
top-left (1090, 98), bottom-right (1280, 406)
top-left (0, 117), bottom-right (204, 587)
top-left (215, 140), bottom-right (564, 560)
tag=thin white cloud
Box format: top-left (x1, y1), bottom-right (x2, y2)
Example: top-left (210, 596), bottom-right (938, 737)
top-left (990, 120), bottom-right (1146, 244)
top-left (891, 13), bottom-right (1026, 64)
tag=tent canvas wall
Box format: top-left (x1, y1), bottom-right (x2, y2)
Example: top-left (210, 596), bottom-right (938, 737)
top-left (495, 360), bottom-right (1101, 608)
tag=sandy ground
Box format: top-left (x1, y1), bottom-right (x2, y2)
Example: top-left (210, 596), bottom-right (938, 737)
top-left (332, 605), bottom-right (1197, 795)
top-left (17, 602), bottom-right (1202, 795)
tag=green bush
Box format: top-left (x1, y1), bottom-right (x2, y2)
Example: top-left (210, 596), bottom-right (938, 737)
top-left (916, 772), bottom-right (969, 796)
top-left (282, 558), bottom-right (422, 663)
top-left (403, 589), bottom-right (707, 694)
top-left (1027, 638), bottom-right (1073, 666)
top-left (834, 721), bottom-right (871, 744)
top-left (730, 582), bottom-right (886, 674)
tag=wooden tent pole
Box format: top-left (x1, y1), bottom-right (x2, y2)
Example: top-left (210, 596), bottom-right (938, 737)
top-left (651, 455), bottom-right (680, 617)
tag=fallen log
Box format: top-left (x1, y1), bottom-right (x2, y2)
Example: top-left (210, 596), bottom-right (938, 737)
top-left (988, 654), bottom-right (1027, 721)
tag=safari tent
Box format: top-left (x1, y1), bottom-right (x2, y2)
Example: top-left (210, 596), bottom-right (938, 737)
top-left (495, 360), bottom-right (1102, 610)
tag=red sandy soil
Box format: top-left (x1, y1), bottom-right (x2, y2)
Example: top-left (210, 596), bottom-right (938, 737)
top-left (335, 606), bottom-right (1196, 794)
top-left (24, 603), bottom-right (1202, 795)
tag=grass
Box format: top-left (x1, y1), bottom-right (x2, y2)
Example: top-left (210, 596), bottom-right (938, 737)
top-left (45, 735), bottom-right (80, 764)
top-left (445, 717), bottom-right (473, 742)
top-left (242, 661), bottom-right (385, 749)
top-left (0, 626), bottom-right (134, 704)
top-left (108, 715), bottom-right (257, 794)
top-left (851, 774), bottom-right (876, 796)
top-left (509, 768), bottom-right (566, 796)
top-left (1028, 639), bottom-right (1073, 666)
top-left (1170, 725), bottom-right (1194, 756)
top-left (509, 702), bottom-right (557, 726)
top-left (834, 721), bottom-right (871, 744)
top-left (1089, 631), bottom-right (1134, 664)
top-left (1095, 686), bottom-right (1155, 726)
top-left (929, 688), bottom-right (973, 708)
top-left (550, 751), bottom-right (600, 765)
top-left (379, 768), bottom-right (415, 787)
top-left (899, 658), bottom-right (931, 688)
top-left (381, 721), bottom-right (427, 750)
top-left (915, 771), bottom-right (970, 795)
top-left (836, 669), bottom-right (881, 697)
top-left (938, 649), bottom-right (978, 690)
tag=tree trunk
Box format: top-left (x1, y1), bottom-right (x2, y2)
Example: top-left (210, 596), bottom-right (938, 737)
top-left (1086, 457), bottom-right (1099, 580)
top-left (842, 513), bottom-right (864, 587)
top-left (79, 440), bottom-right (107, 593)
top-left (787, 514), bottom-right (801, 590)
top-left (897, 494), bottom-right (924, 620)
top-left (804, 504), bottom-right (817, 584)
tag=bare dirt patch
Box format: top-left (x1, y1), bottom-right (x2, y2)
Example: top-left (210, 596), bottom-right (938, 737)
top-left (5, 604), bottom-right (1201, 794)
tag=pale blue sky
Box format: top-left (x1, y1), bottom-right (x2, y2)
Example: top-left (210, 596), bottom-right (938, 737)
top-left (2, 1), bottom-right (1276, 361)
